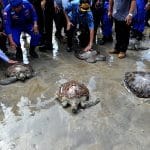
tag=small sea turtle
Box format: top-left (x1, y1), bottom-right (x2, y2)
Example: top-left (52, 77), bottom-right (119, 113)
top-left (75, 50), bottom-right (106, 63)
top-left (124, 71), bottom-right (150, 98)
top-left (0, 63), bottom-right (34, 85)
top-left (128, 39), bottom-right (149, 50)
top-left (55, 80), bottom-right (100, 113)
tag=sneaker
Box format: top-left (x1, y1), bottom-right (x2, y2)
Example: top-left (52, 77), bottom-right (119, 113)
top-left (109, 49), bottom-right (119, 54)
top-left (118, 52), bottom-right (126, 59)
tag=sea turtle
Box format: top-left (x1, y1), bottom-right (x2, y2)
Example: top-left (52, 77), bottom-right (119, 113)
top-left (75, 50), bottom-right (106, 63)
top-left (124, 71), bottom-right (150, 98)
top-left (0, 63), bottom-right (34, 85)
top-left (55, 80), bottom-right (100, 113)
top-left (128, 39), bottom-right (149, 50)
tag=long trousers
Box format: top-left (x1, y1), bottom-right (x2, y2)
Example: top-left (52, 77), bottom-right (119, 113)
top-left (114, 19), bottom-right (131, 52)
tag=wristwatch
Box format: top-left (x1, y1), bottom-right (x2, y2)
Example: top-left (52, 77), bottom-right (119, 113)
top-left (128, 13), bottom-right (133, 17)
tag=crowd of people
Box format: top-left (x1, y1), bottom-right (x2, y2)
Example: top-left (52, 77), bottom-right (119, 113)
top-left (0, 0), bottom-right (150, 65)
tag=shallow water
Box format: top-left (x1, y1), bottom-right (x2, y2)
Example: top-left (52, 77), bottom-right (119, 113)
top-left (0, 28), bottom-right (150, 150)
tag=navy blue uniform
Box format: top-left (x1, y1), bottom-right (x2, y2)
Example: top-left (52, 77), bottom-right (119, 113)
top-left (3, 0), bottom-right (40, 59)
top-left (4, 0), bottom-right (40, 46)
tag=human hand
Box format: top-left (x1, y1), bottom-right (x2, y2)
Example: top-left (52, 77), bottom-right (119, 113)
top-left (125, 14), bottom-right (132, 25)
top-left (145, 2), bottom-right (150, 10)
top-left (83, 44), bottom-right (92, 52)
top-left (95, 1), bottom-right (100, 8)
top-left (33, 24), bottom-right (39, 34)
top-left (0, 32), bottom-right (6, 36)
top-left (9, 40), bottom-right (17, 51)
top-left (41, 0), bottom-right (46, 10)
top-left (54, 3), bottom-right (60, 13)
top-left (108, 10), bottom-right (113, 18)
top-left (67, 21), bottom-right (74, 31)
top-left (8, 59), bottom-right (18, 64)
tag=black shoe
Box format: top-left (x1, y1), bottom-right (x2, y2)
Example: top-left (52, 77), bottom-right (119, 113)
top-left (67, 47), bottom-right (72, 52)
top-left (30, 51), bottom-right (39, 58)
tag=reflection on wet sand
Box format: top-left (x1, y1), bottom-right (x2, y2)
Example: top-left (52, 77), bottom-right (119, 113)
top-left (0, 27), bottom-right (150, 149)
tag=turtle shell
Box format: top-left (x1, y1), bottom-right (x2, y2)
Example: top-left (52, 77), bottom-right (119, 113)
top-left (124, 71), bottom-right (150, 98)
top-left (57, 80), bottom-right (89, 100)
top-left (6, 63), bottom-right (33, 80)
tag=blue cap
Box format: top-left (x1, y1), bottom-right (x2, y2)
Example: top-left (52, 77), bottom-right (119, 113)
top-left (9, 0), bottom-right (23, 7)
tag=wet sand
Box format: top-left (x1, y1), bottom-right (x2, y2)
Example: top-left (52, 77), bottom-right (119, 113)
top-left (0, 28), bottom-right (150, 150)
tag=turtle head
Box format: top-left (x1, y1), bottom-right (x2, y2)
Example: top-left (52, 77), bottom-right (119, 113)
top-left (70, 99), bottom-right (79, 113)
top-left (18, 72), bottom-right (26, 80)
top-left (72, 107), bottom-right (78, 113)
top-left (26, 71), bottom-right (32, 78)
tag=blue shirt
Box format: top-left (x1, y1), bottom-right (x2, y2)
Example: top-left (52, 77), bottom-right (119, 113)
top-left (0, 49), bottom-right (9, 62)
top-left (3, 0), bottom-right (38, 35)
top-left (65, 0), bottom-right (94, 29)
top-left (113, 0), bottom-right (134, 21)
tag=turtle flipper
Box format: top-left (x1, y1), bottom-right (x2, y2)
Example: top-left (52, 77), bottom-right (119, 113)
top-left (0, 76), bottom-right (17, 85)
top-left (80, 98), bottom-right (100, 108)
top-left (61, 100), bottom-right (69, 108)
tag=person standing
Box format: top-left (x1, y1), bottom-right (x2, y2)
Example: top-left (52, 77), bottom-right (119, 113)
top-left (108, 0), bottom-right (136, 59)
top-left (92, 0), bottom-right (113, 45)
top-left (33, 0), bottom-right (54, 52)
top-left (54, 0), bottom-right (67, 41)
top-left (131, 0), bottom-right (146, 41)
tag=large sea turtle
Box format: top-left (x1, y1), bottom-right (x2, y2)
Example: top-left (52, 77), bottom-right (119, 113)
top-left (0, 63), bottom-right (34, 85)
top-left (124, 71), bottom-right (150, 98)
top-left (55, 80), bottom-right (100, 113)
